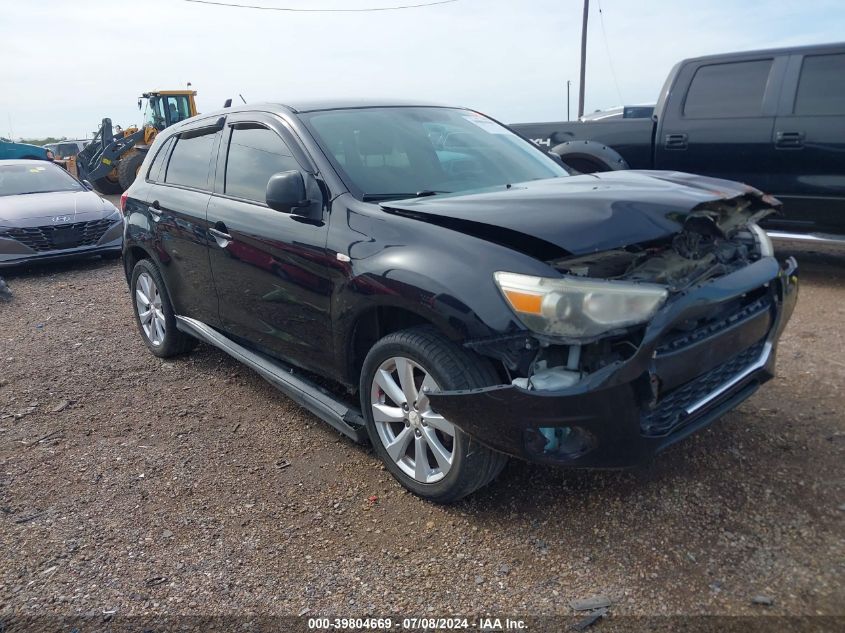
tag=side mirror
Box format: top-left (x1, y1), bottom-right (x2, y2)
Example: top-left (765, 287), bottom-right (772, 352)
top-left (266, 170), bottom-right (309, 214)
top-left (82, 179), bottom-right (94, 191)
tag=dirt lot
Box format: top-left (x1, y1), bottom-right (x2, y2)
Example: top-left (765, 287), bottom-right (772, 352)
top-left (1, 242), bottom-right (843, 621)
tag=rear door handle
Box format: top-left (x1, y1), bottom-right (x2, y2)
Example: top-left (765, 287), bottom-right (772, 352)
top-left (775, 131), bottom-right (805, 148)
top-left (209, 228), bottom-right (232, 241)
top-left (148, 200), bottom-right (162, 218)
top-left (209, 222), bottom-right (232, 246)
top-left (664, 133), bottom-right (688, 150)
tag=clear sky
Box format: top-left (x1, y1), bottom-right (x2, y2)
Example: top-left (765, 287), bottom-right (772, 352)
top-left (2, 0), bottom-right (844, 139)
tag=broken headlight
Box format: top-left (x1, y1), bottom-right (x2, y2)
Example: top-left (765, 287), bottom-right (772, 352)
top-left (749, 223), bottom-right (774, 257)
top-left (494, 271), bottom-right (668, 339)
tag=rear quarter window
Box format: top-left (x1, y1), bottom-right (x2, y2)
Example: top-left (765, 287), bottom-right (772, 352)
top-left (794, 53), bottom-right (845, 115)
top-left (683, 59), bottom-right (773, 118)
top-left (146, 136), bottom-right (175, 183)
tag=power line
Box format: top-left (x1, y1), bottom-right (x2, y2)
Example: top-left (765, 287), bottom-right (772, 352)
top-left (597, 0), bottom-right (624, 105)
top-left (183, 0), bottom-right (458, 11)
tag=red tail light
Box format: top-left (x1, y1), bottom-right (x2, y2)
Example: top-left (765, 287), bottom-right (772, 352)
top-left (120, 192), bottom-right (128, 213)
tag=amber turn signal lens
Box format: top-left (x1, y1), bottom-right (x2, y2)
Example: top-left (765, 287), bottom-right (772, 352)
top-left (503, 289), bottom-right (543, 315)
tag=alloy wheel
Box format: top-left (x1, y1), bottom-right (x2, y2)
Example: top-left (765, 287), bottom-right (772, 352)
top-left (370, 356), bottom-right (456, 483)
top-left (135, 271), bottom-right (165, 346)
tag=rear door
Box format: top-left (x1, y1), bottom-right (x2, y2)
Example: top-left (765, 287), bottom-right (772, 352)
top-left (206, 112), bottom-right (335, 373)
top-left (141, 120), bottom-right (223, 324)
top-left (656, 55), bottom-right (786, 192)
top-left (768, 47), bottom-right (845, 234)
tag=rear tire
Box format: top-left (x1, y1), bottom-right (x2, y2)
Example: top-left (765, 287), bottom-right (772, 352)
top-left (117, 152), bottom-right (145, 190)
top-left (360, 326), bottom-right (507, 503)
top-left (130, 259), bottom-right (196, 357)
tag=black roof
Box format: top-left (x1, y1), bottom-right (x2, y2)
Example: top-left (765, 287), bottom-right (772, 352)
top-left (185, 99), bottom-right (457, 122)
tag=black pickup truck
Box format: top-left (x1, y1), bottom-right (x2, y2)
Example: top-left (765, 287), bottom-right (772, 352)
top-left (511, 42), bottom-right (845, 241)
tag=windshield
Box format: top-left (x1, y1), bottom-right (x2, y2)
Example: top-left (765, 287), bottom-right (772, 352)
top-left (302, 107), bottom-right (567, 200)
top-left (0, 163), bottom-right (84, 197)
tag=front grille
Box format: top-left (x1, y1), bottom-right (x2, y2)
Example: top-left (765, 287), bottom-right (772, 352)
top-left (0, 219), bottom-right (114, 252)
top-left (656, 295), bottom-right (772, 355)
top-left (641, 340), bottom-right (766, 437)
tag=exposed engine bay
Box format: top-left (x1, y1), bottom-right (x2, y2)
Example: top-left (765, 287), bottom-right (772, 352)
top-left (474, 197), bottom-right (779, 398)
top-left (549, 199), bottom-right (774, 291)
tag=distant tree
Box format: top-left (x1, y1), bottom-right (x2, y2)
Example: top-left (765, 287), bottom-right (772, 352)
top-left (20, 136), bottom-right (69, 146)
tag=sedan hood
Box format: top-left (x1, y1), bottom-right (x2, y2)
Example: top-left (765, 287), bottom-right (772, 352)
top-left (380, 171), bottom-right (779, 257)
top-left (0, 190), bottom-right (116, 227)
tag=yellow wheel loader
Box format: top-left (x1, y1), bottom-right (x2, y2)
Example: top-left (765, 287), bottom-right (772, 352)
top-left (77, 90), bottom-right (198, 194)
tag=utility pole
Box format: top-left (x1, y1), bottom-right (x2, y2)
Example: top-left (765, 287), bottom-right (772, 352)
top-left (578, 0), bottom-right (589, 119)
top-left (567, 80), bottom-right (571, 121)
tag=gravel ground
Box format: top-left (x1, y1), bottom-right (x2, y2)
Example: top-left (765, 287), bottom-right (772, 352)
top-left (0, 242), bottom-right (843, 620)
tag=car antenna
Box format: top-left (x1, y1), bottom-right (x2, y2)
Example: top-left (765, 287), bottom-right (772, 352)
top-left (239, 94), bottom-right (247, 104)
top-left (223, 99), bottom-right (233, 108)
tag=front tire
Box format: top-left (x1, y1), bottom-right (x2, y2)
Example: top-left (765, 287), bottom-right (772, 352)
top-left (360, 326), bottom-right (507, 503)
top-left (92, 176), bottom-right (123, 195)
top-left (130, 259), bottom-right (196, 357)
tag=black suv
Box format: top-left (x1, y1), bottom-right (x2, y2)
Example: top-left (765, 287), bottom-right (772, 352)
top-left (122, 101), bottom-right (798, 502)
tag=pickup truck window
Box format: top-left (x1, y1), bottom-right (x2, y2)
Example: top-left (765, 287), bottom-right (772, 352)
top-left (303, 107), bottom-right (567, 201)
top-left (224, 125), bottom-right (300, 203)
top-left (795, 53), bottom-right (845, 115)
top-left (684, 59), bottom-right (772, 118)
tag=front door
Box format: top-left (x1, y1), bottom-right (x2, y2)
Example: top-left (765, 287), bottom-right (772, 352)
top-left (655, 56), bottom-right (784, 193)
top-left (206, 116), bottom-right (335, 373)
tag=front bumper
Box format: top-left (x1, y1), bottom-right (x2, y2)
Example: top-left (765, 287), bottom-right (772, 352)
top-left (0, 220), bottom-right (123, 268)
top-left (428, 256), bottom-right (799, 468)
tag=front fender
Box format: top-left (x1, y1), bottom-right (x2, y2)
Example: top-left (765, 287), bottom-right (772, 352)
top-left (327, 201), bottom-right (563, 386)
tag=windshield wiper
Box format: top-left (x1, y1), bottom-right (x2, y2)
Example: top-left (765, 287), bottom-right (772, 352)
top-left (362, 190), bottom-right (450, 202)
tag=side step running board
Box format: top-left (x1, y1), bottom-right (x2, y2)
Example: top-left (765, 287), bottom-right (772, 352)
top-left (176, 316), bottom-right (368, 443)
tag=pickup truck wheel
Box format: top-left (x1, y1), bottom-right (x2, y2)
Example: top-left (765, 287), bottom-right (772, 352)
top-left (130, 259), bottom-right (196, 358)
top-left (360, 326), bottom-right (508, 503)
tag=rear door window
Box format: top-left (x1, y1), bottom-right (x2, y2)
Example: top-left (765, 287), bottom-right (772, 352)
top-left (684, 59), bottom-right (773, 118)
top-left (224, 125), bottom-right (300, 203)
top-left (794, 53), bottom-right (845, 115)
top-left (165, 132), bottom-right (217, 190)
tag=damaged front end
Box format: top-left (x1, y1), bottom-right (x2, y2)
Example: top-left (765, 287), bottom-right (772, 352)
top-left (429, 193), bottom-right (799, 467)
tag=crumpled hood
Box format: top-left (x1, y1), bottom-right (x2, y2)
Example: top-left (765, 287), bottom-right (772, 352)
top-left (380, 170), bottom-right (780, 257)
top-left (0, 190), bottom-right (116, 227)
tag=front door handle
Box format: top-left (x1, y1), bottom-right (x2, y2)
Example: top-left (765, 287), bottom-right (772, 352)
top-left (775, 131), bottom-right (805, 148)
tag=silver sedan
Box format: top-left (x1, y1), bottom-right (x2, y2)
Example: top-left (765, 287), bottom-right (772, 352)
top-left (0, 159), bottom-right (122, 268)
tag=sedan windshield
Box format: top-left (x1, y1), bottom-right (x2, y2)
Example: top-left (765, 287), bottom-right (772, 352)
top-left (302, 107), bottom-right (568, 201)
top-left (0, 163), bottom-right (84, 197)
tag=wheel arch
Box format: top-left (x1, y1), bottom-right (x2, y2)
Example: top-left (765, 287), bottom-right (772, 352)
top-left (551, 139), bottom-right (630, 173)
top-left (344, 303), bottom-right (464, 390)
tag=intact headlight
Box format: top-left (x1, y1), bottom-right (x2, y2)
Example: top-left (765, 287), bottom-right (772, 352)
top-left (494, 271), bottom-right (668, 339)
top-left (749, 222), bottom-right (774, 257)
